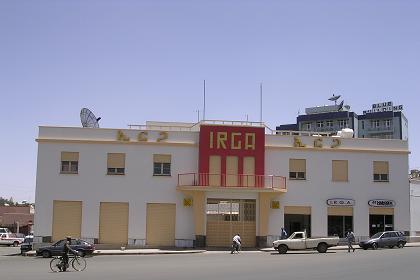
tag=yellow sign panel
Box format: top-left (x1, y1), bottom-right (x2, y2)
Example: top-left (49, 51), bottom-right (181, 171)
top-left (271, 201), bottom-right (280, 209)
top-left (183, 198), bottom-right (193, 207)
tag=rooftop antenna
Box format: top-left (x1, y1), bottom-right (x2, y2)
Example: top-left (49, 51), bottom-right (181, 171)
top-left (260, 82), bottom-right (263, 123)
top-left (203, 80), bottom-right (206, 121)
top-left (328, 94), bottom-right (341, 105)
top-left (80, 108), bottom-right (101, 128)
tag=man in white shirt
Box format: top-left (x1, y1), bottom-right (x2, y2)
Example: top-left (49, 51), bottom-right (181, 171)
top-left (231, 234), bottom-right (241, 254)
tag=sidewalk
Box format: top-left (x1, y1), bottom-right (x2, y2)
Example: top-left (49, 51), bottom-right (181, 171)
top-left (24, 248), bottom-right (206, 256)
top-left (260, 242), bottom-right (420, 252)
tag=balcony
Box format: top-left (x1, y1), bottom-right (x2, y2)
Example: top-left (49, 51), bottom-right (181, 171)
top-left (177, 173), bottom-right (287, 193)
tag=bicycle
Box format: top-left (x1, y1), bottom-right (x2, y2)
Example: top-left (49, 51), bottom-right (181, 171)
top-left (49, 253), bottom-right (87, 272)
top-left (230, 242), bottom-right (241, 254)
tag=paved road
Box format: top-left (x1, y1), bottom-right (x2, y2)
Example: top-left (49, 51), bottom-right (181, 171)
top-left (1, 247), bottom-right (420, 280)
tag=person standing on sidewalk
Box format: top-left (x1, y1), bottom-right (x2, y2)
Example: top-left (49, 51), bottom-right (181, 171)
top-left (346, 229), bottom-right (355, 252)
top-left (280, 228), bottom-right (288, 240)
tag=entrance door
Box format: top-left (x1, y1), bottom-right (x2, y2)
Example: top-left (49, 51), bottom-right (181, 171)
top-left (52, 200), bottom-right (82, 242)
top-left (146, 203), bottom-right (176, 246)
top-left (284, 206), bottom-right (311, 237)
top-left (206, 199), bottom-right (256, 247)
top-left (99, 202), bottom-right (129, 244)
top-left (369, 208), bottom-right (394, 236)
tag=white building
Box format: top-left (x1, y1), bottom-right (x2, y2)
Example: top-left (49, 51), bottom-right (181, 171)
top-left (34, 121), bottom-right (410, 247)
top-left (410, 170), bottom-right (420, 237)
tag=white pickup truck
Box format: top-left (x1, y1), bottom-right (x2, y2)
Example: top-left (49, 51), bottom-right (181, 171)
top-left (0, 231), bottom-right (25, 247)
top-left (273, 231), bottom-right (339, 254)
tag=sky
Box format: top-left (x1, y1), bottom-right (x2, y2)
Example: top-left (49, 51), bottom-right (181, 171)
top-left (0, 0), bottom-right (419, 203)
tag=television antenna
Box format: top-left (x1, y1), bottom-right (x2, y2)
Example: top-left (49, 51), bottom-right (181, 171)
top-left (80, 108), bottom-right (101, 128)
top-left (328, 94), bottom-right (341, 105)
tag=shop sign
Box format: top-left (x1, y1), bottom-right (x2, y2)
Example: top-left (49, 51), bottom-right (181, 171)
top-left (368, 199), bottom-right (396, 207)
top-left (326, 198), bottom-right (355, 207)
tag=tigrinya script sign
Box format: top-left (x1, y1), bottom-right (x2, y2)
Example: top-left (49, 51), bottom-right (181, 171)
top-left (368, 199), bottom-right (396, 207)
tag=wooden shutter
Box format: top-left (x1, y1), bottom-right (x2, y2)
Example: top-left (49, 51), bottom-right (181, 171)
top-left (107, 153), bottom-right (125, 168)
top-left (332, 160), bottom-right (348, 182)
top-left (373, 161), bottom-right (389, 174)
top-left (153, 154), bottom-right (171, 163)
top-left (289, 159), bottom-right (306, 172)
top-left (61, 152), bottom-right (79, 161)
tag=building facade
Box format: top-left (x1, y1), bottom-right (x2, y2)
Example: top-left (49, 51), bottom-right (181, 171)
top-left (277, 101), bottom-right (407, 140)
top-left (34, 121), bottom-right (410, 247)
top-left (410, 170), bottom-right (420, 236)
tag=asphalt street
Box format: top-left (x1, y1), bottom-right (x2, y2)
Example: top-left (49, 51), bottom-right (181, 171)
top-left (1, 246), bottom-right (420, 280)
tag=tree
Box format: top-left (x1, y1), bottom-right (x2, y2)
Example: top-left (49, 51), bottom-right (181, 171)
top-left (0, 197), bottom-right (17, 206)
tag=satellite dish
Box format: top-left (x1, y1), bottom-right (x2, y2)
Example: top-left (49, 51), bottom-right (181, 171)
top-left (328, 94), bottom-right (341, 105)
top-left (338, 100), bottom-right (344, 111)
top-left (80, 108), bottom-right (101, 128)
top-left (328, 94), bottom-right (341, 102)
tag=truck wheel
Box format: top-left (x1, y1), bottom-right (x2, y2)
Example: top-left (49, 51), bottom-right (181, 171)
top-left (13, 241), bottom-right (19, 247)
top-left (317, 243), bottom-right (328, 253)
top-left (278, 245), bottom-right (288, 254)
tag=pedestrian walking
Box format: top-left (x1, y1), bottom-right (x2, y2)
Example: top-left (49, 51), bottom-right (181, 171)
top-left (280, 227), bottom-right (288, 240)
top-left (346, 229), bottom-right (355, 252)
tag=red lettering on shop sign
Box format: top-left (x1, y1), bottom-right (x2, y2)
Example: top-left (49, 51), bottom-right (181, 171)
top-left (198, 125), bottom-right (265, 177)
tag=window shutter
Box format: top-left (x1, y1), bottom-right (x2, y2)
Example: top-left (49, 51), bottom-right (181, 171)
top-left (107, 153), bottom-right (125, 168)
top-left (289, 159), bottom-right (306, 173)
top-left (373, 161), bottom-right (389, 174)
top-left (332, 160), bottom-right (348, 181)
top-left (61, 152), bottom-right (79, 161)
top-left (153, 154), bottom-right (171, 163)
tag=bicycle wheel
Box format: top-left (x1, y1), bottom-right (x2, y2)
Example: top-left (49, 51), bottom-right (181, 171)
top-left (72, 256), bottom-right (87, 271)
top-left (50, 257), bottom-right (62, 272)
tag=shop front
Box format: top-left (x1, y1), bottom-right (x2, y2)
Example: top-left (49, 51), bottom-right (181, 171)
top-left (284, 206), bottom-right (311, 237)
top-left (326, 199), bottom-right (354, 238)
top-left (369, 199), bottom-right (395, 236)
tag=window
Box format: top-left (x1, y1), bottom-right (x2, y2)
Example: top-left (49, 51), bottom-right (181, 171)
top-left (293, 233), bottom-right (303, 239)
top-left (304, 123), bottom-right (311, 130)
top-left (326, 120), bottom-right (333, 127)
top-left (317, 121), bottom-right (324, 128)
top-left (153, 154), bottom-right (171, 176)
top-left (332, 160), bottom-right (348, 182)
top-left (338, 120), bottom-right (348, 128)
top-left (107, 153), bottom-right (125, 175)
top-left (60, 152), bottom-right (79, 174)
top-left (361, 121), bottom-right (364, 129)
top-left (372, 120), bottom-right (380, 128)
top-left (385, 119), bottom-right (392, 128)
top-left (289, 159), bottom-right (306, 180)
top-left (373, 161), bottom-right (389, 182)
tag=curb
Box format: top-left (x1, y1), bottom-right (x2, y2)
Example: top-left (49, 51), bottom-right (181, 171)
top-left (92, 250), bottom-right (207, 256)
top-left (22, 250), bottom-right (207, 256)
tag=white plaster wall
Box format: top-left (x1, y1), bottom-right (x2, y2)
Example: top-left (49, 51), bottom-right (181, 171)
top-left (410, 182), bottom-right (420, 233)
top-left (34, 141), bottom-right (198, 241)
top-left (266, 148), bottom-right (410, 238)
top-left (35, 127), bottom-right (410, 242)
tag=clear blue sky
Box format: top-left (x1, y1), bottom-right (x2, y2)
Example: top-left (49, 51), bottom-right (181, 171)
top-left (1, 0), bottom-right (419, 203)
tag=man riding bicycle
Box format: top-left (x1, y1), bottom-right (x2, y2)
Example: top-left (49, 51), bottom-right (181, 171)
top-left (61, 236), bottom-right (79, 271)
top-left (231, 233), bottom-right (241, 254)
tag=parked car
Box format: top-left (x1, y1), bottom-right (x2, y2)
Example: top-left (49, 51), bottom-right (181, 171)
top-left (273, 231), bottom-right (340, 254)
top-left (20, 237), bottom-right (34, 254)
top-left (36, 238), bottom-right (95, 258)
top-left (0, 228), bottom-right (11, 234)
top-left (359, 231), bottom-right (406, 250)
top-left (0, 232), bottom-right (25, 246)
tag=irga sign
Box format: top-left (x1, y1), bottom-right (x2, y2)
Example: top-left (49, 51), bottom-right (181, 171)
top-left (209, 131), bottom-right (256, 150)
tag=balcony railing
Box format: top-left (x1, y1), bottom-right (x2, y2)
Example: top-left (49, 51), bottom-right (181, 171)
top-left (177, 173), bottom-right (286, 190)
